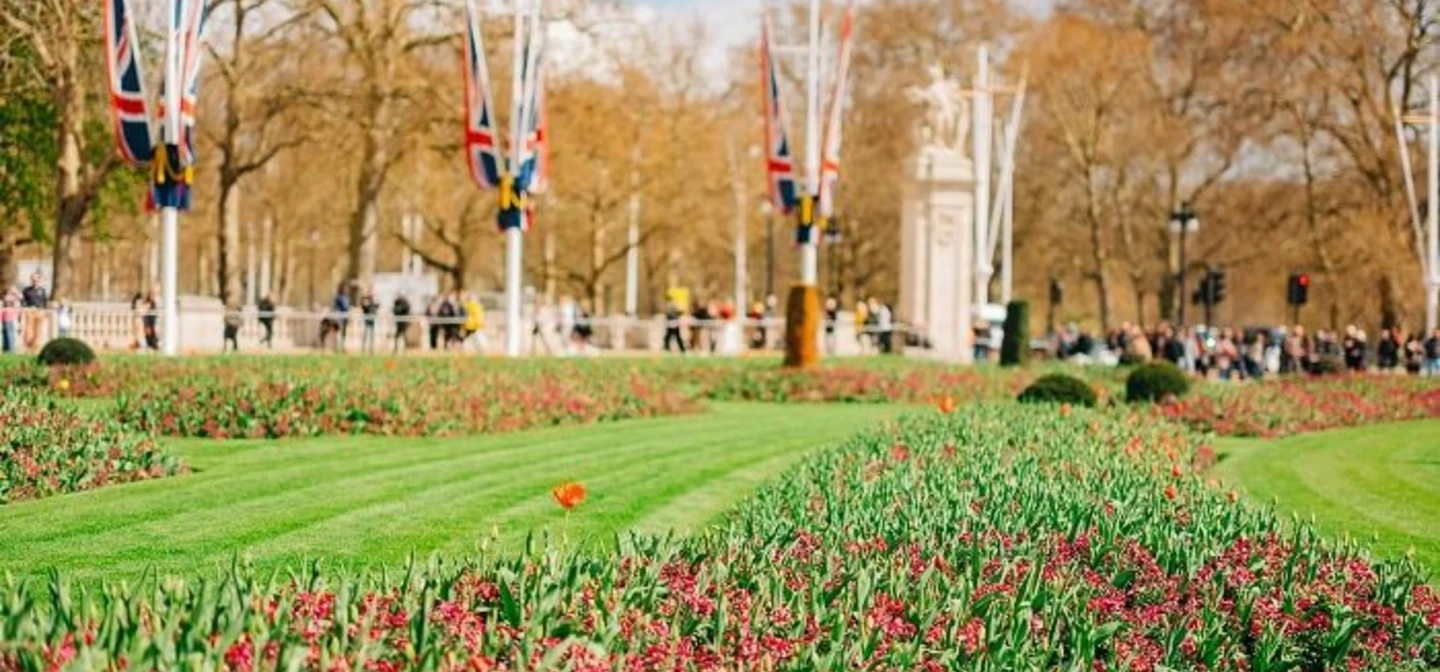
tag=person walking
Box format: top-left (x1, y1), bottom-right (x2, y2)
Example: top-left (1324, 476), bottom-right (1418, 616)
top-left (20, 273), bottom-right (49, 351)
top-left (257, 294), bottom-right (276, 348)
top-left (823, 296), bottom-right (838, 355)
top-left (54, 298), bottom-right (72, 339)
top-left (328, 284), bottom-right (352, 353)
top-left (854, 300), bottom-right (870, 353)
top-left (438, 292), bottom-right (460, 351)
top-left (360, 289), bottom-right (379, 354)
top-left (663, 300), bottom-right (686, 354)
top-left (1, 289), bottom-right (20, 354)
top-left (1426, 328), bottom-right (1440, 376)
top-left (142, 290), bottom-right (160, 351)
top-left (1377, 328), bottom-right (1401, 372)
top-left (573, 300), bottom-right (594, 353)
top-left (462, 293), bottom-right (487, 353)
top-left (392, 293), bottom-right (412, 354)
top-left (425, 297), bottom-right (441, 351)
top-left (222, 303), bottom-right (243, 353)
top-left (876, 301), bottom-right (894, 354)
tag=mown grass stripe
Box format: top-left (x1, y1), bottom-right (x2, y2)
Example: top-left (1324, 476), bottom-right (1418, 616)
top-left (0, 403), bottom-right (904, 583)
top-left (1215, 419), bottom-right (1440, 581)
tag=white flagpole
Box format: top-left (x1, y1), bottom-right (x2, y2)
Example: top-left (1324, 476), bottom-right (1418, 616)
top-left (1428, 77), bottom-right (1439, 335)
top-left (973, 45), bottom-right (993, 310)
top-left (799, 0), bottom-right (821, 286)
top-left (625, 147), bottom-right (641, 316)
top-left (160, 0), bottom-right (186, 356)
top-left (503, 0), bottom-right (531, 357)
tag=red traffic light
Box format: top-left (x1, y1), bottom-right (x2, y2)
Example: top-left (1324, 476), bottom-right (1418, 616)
top-left (1298, 274), bottom-right (1310, 287)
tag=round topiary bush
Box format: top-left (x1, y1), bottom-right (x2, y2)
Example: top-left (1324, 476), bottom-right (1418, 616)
top-left (37, 337), bottom-right (97, 367)
top-left (1125, 361), bottom-right (1189, 403)
top-left (1018, 373), bottom-right (1097, 408)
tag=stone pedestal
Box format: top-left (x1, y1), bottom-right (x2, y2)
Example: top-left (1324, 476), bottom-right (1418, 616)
top-left (900, 147), bottom-right (975, 363)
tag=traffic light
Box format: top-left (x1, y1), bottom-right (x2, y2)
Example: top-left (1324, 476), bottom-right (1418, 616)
top-left (1191, 268), bottom-right (1226, 307)
top-left (1287, 273), bottom-right (1310, 306)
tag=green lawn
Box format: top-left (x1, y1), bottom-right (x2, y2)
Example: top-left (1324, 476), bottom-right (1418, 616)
top-left (1213, 419), bottom-right (1440, 581)
top-left (0, 403), bottom-right (904, 584)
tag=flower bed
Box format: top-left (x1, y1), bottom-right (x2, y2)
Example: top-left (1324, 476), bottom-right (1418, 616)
top-left (0, 391), bottom-right (183, 504)
top-left (111, 360), bottom-right (697, 439)
top-left (2, 405), bottom-right (1433, 670)
top-left (1156, 375), bottom-right (1440, 438)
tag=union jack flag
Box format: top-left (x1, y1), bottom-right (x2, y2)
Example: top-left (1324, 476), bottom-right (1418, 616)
top-left (525, 53), bottom-right (550, 196)
top-left (154, 0), bottom-right (206, 166)
top-left (515, 37), bottom-right (546, 197)
top-left (817, 4), bottom-right (853, 222)
top-left (463, 0), bottom-right (503, 189)
top-left (761, 14), bottom-right (799, 216)
top-left (104, 0), bottom-right (154, 166)
top-left (178, 0), bottom-right (207, 167)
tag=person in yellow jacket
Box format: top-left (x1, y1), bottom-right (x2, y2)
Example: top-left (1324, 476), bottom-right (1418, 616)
top-left (461, 294), bottom-right (488, 353)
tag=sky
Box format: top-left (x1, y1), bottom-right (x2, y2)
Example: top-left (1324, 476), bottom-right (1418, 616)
top-left (622, 0), bottom-right (1056, 76)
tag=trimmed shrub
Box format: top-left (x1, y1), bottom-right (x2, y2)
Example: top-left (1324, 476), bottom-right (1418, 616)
top-left (37, 337), bottom-right (96, 367)
top-left (1126, 361), bottom-right (1190, 403)
top-left (1117, 353), bottom-right (1145, 367)
top-left (1000, 300), bottom-right (1029, 367)
top-left (1018, 373), bottom-right (1097, 407)
top-left (1310, 355), bottom-right (1344, 376)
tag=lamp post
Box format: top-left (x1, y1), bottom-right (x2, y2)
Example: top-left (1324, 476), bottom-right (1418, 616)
top-left (761, 198), bottom-right (775, 303)
top-left (1168, 202), bottom-right (1200, 325)
top-left (825, 218), bottom-right (842, 300)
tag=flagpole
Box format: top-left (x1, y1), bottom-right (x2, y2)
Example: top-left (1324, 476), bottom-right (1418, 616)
top-left (800, 0), bottom-right (821, 286)
top-left (625, 146), bottom-right (641, 316)
top-left (159, 0), bottom-right (185, 356)
top-left (503, 0), bottom-right (529, 357)
top-left (973, 45), bottom-right (993, 311)
top-left (1428, 76), bottom-right (1439, 335)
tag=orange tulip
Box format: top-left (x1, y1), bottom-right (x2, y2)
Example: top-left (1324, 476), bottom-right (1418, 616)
top-left (1059, 403), bottom-right (1072, 417)
top-left (1164, 484), bottom-right (1178, 501)
top-left (935, 396), bottom-right (957, 414)
top-left (551, 481), bottom-right (587, 511)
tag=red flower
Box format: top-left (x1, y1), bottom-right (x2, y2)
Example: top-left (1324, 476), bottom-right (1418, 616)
top-left (551, 481), bottom-right (587, 510)
top-left (1164, 484), bottom-right (1178, 501)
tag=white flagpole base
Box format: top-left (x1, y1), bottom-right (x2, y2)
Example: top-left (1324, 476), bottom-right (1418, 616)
top-left (505, 225), bottom-right (524, 357)
top-left (1426, 279), bottom-right (1439, 336)
top-left (161, 206), bottom-right (180, 356)
top-left (800, 241), bottom-right (818, 286)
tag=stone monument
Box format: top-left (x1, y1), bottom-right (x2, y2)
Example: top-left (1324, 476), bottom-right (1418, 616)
top-left (900, 64), bottom-right (975, 362)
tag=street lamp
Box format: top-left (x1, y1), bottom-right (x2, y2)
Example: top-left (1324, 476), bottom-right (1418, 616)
top-left (824, 217), bottom-right (842, 299)
top-left (1168, 202), bottom-right (1200, 325)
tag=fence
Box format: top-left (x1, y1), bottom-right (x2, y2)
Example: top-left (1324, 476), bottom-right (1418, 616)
top-left (6, 301), bottom-right (930, 357)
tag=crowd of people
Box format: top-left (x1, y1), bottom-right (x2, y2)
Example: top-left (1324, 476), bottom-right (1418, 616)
top-left (1052, 321), bottom-right (1440, 378)
top-left (1, 273), bottom-right (75, 354)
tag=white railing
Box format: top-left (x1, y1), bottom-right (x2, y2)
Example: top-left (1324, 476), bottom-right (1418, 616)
top-left (9, 301), bottom-right (926, 356)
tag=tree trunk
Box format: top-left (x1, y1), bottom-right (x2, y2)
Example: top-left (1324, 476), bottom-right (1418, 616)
top-left (590, 218), bottom-right (606, 313)
top-left (347, 131), bottom-right (386, 289)
top-left (217, 177), bottom-right (242, 304)
top-left (52, 72), bottom-right (86, 299)
top-left (0, 231), bottom-right (18, 289)
top-left (1085, 182), bottom-right (1112, 332)
top-left (1378, 273), bottom-right (1399, 330)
